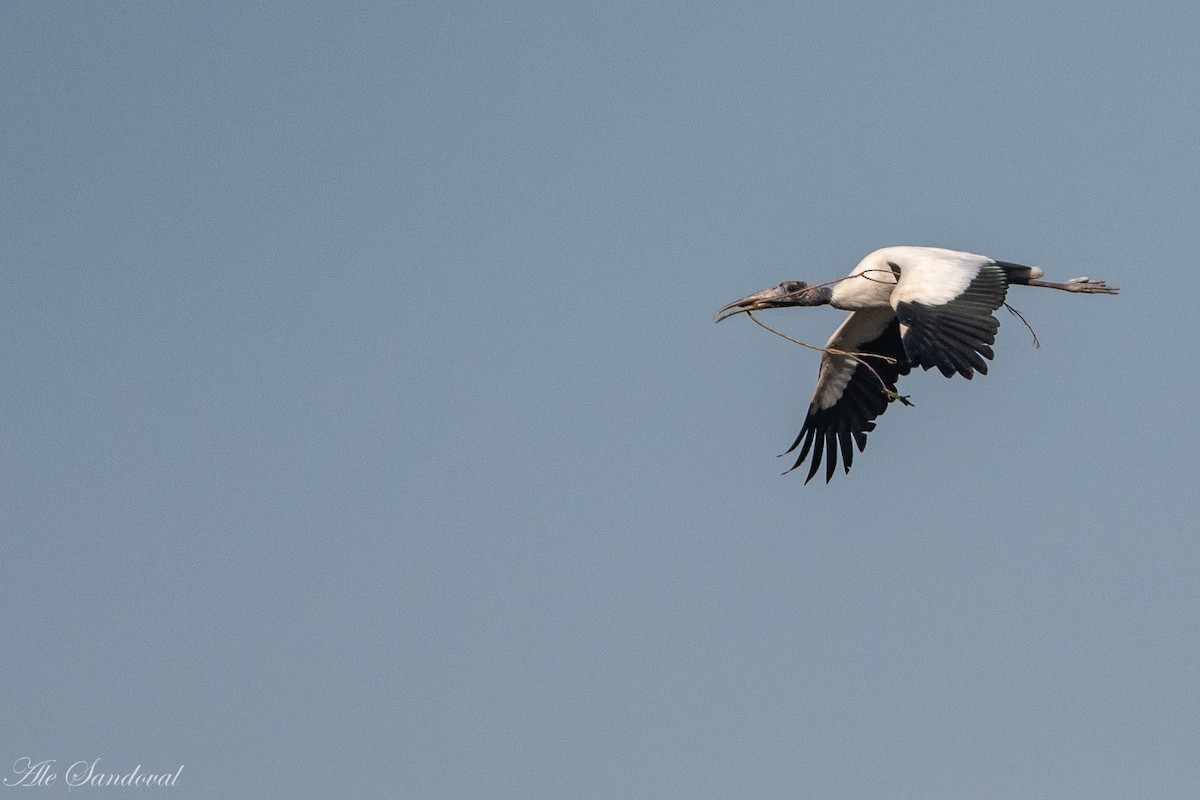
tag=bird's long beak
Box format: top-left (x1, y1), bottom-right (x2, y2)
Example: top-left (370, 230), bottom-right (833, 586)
top-left (714, 283), bottom-right (810, 323)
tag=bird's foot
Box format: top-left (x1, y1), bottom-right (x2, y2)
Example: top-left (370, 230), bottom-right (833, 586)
top-left (886, 390), bottom-right (915, 407)
top-left (1066, 277), bottom-right (1119, 294)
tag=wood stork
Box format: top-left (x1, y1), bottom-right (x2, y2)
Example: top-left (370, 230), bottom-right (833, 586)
top-left (715, 246), bottom-right (1118, 483)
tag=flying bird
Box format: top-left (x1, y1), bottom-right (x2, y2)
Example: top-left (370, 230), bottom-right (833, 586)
top-left (715, 246), bottom-right (1118, 483)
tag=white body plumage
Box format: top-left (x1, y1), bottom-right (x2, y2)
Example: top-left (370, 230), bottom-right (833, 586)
top-left (829, 247), bottom-right (1045, 310)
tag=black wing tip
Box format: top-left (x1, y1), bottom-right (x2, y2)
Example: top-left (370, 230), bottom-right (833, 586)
top-left (783, 425), bottom-right (862, 484)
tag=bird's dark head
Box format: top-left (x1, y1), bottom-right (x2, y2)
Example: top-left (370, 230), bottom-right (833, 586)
top-left (714, 281), bottom-right (832, 323)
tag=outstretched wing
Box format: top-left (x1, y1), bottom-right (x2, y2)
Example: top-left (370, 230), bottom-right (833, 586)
top-left (889, 251), bottom-right (1010, 379)
top-left (785, 307), bottom-right (912, 483)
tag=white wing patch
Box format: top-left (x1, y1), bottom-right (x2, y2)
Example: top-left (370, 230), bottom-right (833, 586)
top-left (812, 307), bottom-right (897, 410)
top-left (813, 357), bottom-right (855, 411)
top-left (886, 247), bottom-right (993, 307)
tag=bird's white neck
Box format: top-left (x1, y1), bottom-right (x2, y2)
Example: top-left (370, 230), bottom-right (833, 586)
top-left (829, 268), bottom-right (898, 310)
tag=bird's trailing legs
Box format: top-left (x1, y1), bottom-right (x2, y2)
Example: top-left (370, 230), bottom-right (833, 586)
top-left (1027, 277), bottom-right (1119, 295)
top-left (994, 262), bottom-right (1119, 295)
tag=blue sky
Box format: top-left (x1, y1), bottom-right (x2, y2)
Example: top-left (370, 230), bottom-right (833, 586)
top-left (3, 2), bottom-right (1198, 798)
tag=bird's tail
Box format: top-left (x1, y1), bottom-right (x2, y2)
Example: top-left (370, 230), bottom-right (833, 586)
top-left (993, 260), bottom-right (1044, 284)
